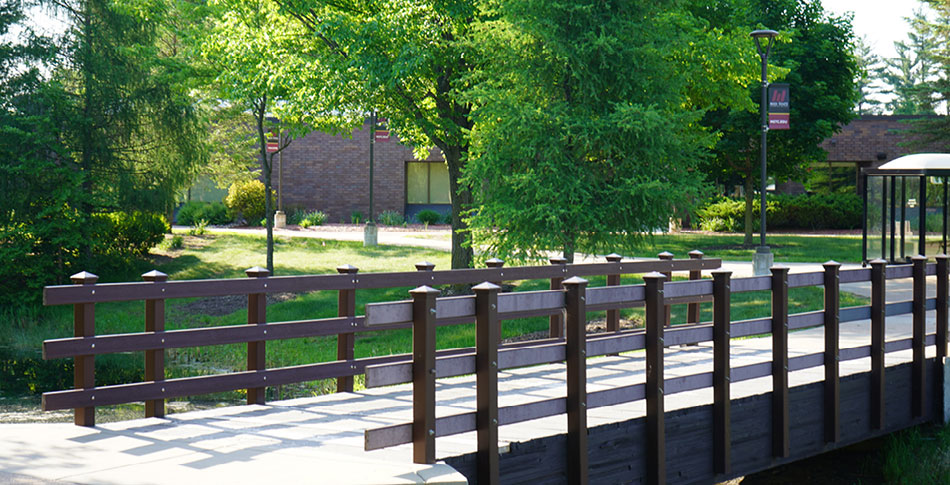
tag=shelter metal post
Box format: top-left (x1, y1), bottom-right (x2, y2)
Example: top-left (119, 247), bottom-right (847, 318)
top-left (891, 176), bottom-right (896, 262)
top-left (901, 177), bottom-right (907, 260)
top-left (921, 176), bottom-right (927, 257)
top-left (862, 173), bottom-right (868, 265)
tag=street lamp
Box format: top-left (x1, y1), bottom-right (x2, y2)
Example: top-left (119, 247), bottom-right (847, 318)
top-left (751, 29), bottom-right (778, 276)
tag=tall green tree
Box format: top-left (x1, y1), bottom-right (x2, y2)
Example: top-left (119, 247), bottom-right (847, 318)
top-left (278, 0), bottom-right (479, 269)
top-left (854, 36), bottom-right (884, 115)
top-left (202, 0), bottom-right (345, 274)
top-left (878, 8), bottom-right (942, 115)
top-left (903, 0), bottom-right (950, 150)
top-left (702, 0), bottom-right (859, 246)
top-left (50, 0), bottom-right (208, 255)
top-left (463, 0), bottom-right (756, 262)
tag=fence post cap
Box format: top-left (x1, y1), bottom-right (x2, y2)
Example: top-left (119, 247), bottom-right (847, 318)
top-left (245, 266), bottom-right (270, 278)
top-left (937, 254), bottom-right (949, 260)
top-left (473, 281), bottom-right (501, 292)
top-left (688, 250), bottom-right (705, 258)
top-left (414, 261), bottom-right (436, 271)
top-left (657, 251), bottom-right (674, 259)
top-left (549, 256), bottom-right (568, 265)
top-left (711, 269), bottom-right (733, 278)
top-left (70, 271), bottom-right (99, 284)
top-left (410, 285), bottom-right (441, 296)
top-left (562, 276), bottom-right (588, 286)
top-left (823, 260), bottom-right (841, 268)
top-left (337, 264), bottom-right (359, 274)
top-left (485, 258), bottom-right (505, 267)
top-left (911, 254), bottom-right (928, 262)
top-left (605, 253), bottom-right (623, 262)
top-left (869, 258), bottom-right (889, 265)
top-left (642, 271), bottom-right (667, 281)
top-left (770, 265), bottom-right (790, 274)
top-left (141, 270), bottom-right (168, 282)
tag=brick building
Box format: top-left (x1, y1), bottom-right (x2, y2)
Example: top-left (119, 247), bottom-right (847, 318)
top-left (267, 115), bottom-right (942, 221)
top-left (272, 119), bottom-right (447, 223)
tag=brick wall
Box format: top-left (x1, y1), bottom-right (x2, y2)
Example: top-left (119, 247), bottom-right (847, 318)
top-left (820, 115), bottom-right (936, 167)
top-left (271, 119), bottom-right (444, 222)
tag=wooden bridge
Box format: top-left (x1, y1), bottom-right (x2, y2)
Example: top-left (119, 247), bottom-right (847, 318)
top-left (20, 253), bottom-right (950, 484)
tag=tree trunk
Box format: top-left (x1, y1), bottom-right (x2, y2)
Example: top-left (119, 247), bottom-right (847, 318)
top-left (254, 97), bottom-right (274, 274)
top-left (743, 174), bottom-right (754, 247)
top-left (443, 145), bottom-right (474, 269)
top-left (563, 237), bottom-right (576, 264)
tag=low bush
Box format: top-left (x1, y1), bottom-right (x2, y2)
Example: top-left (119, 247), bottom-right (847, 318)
top-left (351, 210), bottom-right (364, 224)
top-left (91, 211), bottom-right (169, 259)
top-left (696, 193), bottom-right (862, 232)
top-left (415, 210), bottom-right (442, 225)
top-left (443, 211), bottom-right (454, 225)
top-left (176, 201), bottom-right (230, 226)
top-left (298, 210), bottom-right (329, 228)
top-left (378, 210), bottom-right (404, 226)
top-left (225, 180), bottom-right (265, 224)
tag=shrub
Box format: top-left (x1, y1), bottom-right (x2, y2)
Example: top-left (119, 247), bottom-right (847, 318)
top-left (188, 219), bottom-right (208, 236)
top-left (176, 201), bottom-right (230, 226)
top-left (91, 211), bottom-right (169, 259)
top-left (225, 179), bottom-right (265, 224)
top-left (299, 210), bottom-right (329, 228)
top-left (169, 234), bottom-right (184, 250)
top-left (284, 204), bottom-right (307, 225)
top-left (695, 193), bottom-right (862, 232)
top-left (351, 210), bottom-right (364, 224)
top-left (415, 210), bottom-right (442, 225)
top-left (377, 210), bottom-right (404, 226)
top-left (443, 211), bottom-right (454, 225)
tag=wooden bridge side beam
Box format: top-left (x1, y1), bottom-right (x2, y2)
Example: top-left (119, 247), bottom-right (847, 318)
top-left (823, 261), bottom-right (841, 443)
top-left (912, 256), bottom-right (927, 418)
top-left (336, 265), bottom-right (359, 393)
top-left (644, 272), bottom-right (666, 485)
top-left (246, 267), bottom-right (270, 405)
top-left (411, 285), bottom-right (439, 464)
top-left (771, 266), bottom-right (790, 458)
top-left (712, 270), bottom-right (732, 475)
top-left (870, 259), bottom-right (887, 430)
top-left (564, 277), bottom-right (589, 485)
top-left (474, 282), bottom-right (500, 485)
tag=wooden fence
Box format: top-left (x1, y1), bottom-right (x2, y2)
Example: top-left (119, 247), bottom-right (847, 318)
top-left (40, 252), bottom-right (718, 428)
top-left (361, 256), bottom-right (949, 484)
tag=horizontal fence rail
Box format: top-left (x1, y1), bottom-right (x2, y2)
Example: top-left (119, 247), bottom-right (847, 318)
top-left (40, 252), bottom-right (718, 425)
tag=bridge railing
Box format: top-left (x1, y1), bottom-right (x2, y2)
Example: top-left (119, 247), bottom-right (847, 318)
top-left (40, 251), bottom-right (719, 427)
top-left (362, 255), bottom-right (950, 484)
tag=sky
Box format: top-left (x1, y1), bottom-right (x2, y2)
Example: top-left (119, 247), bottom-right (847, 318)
top-left (823, 0), bottom-right (928, 60)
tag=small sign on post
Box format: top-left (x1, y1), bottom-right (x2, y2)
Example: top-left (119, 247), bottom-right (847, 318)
top-left (768, 83), bottom-right (790, 130)
top-left (266, 137), bottom-right (279, 153)
top-left (375, 117), bottom-right (390, 142)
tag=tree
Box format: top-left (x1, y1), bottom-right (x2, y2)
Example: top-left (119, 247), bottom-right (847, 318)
top-left (701, 0), bottom-right (859, 246)
top-left (854, 36), bottom-right (884, 115)
top-left (878, 8), bottom-right (941, 115)
top-left (202, 0), bottom-right (345, 274)
top-left (278, 0), bottom-right (479, 269)
top-left (49, 0), bottom-right (208, 256)
top-left (463, 0), bottom-right (756, 262)
top-left (902, 0), bottom-right (950, 150)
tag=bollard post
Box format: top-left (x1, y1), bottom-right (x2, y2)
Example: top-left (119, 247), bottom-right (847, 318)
top-left (143, 270), bottom-right (168, 418)
top-left (70, 271), bottom-right (98, 427)
top-left (411, 285), bottom-right (439, 464)
top-left (246, 266), bottom-right (270, 405)
top-left (549, 256), bottom-right (568, 338)
top-left (337, 264), bottom-right (359, 393)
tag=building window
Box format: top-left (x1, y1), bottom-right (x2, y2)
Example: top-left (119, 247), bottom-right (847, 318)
top-left (406, 161), bottom-right (451, 204)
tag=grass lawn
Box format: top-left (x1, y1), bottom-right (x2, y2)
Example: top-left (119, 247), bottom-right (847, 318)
top-left (629, 232), bottom-right (864, 263)
top-left (1, 231), bottom-right (867, 417)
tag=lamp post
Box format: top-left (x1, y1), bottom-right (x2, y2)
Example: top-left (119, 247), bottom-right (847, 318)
top-left (364, 111), bottom-right (378, 246)
top-left (751, 29), bottom-right (778, 276)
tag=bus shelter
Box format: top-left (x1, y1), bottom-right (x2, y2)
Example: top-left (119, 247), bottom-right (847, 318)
top-left (862, 153), bottom-right (950, 264)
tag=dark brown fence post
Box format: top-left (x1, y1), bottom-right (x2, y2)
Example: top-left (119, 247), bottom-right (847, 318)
top-left (644, 272), bottom-right (666, 485)
top-left (912, 255), bottom-right (927, 418)
top-left (246, 266), bottom-right (270, 405)
top-left (938, 254), bottom-right (949, 422)
top-left (549, 256), bottom-right (567, 338)
top-left (70, 271), bottom-right (98, 427)
top-left (415, 261), bottom-right (436, 272)
top-left (823, 261), bottom-right (841, 444)
top-left (606, 253), bottom-right (623, 333)
top-left (688, 250), bottom-right (704, 324)
top-left (712, 270), bottom-right (731, 475)
top-left (337, 264), bottom-right (359, 393)
top-left (474, 282), bottom-right (500, 484)
top-left (486, 258), bottom-right (505, 288)
top-left (771, 265), bottom-right (790, 458)
top-left (563, 276), bottom-right (589, 485)
top-left (870, 258), bottom-right (887, 430)
top-left (658, 252), bottom-right (674, 326)
top-left (411, 285), bottom-right (439, 464)
top-left (142, 270), bottom-right (167, 418)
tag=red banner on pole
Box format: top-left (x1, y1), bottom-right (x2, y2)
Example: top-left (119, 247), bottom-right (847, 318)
top-left (768, 84), bottom-right (790, 130)
top-left (374, 117), bottom-right (390, 142)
